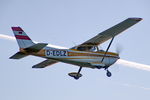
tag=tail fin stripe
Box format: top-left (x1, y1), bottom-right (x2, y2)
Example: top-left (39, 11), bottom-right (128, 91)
top-left (15, 35), bottom-right (31, 40)
top-left (12, 27), bottom-right (24, 31)
top-left (11, 27), bottom-right (35, 48)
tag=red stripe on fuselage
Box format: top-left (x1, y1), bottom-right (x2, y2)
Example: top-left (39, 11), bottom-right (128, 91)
top-left (15, 35), bottom-right (31, 40)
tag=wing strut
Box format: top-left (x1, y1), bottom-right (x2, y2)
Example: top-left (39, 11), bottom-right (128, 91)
top-left (101, 37), bottom-right (114, 63)
top-left (100, 37), bottom-right (115, 77)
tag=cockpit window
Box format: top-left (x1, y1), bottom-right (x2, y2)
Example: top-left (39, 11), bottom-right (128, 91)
top-left (89, 46), bottom-right (97, 51)
top-left (72, 45), bottom-right (103, 52)
top-left (98, 49), bottom-right (105, 52)
top-left (77, 46), bottom-right (92, 51)
top-left (77, 46), bottom-right (87, 51)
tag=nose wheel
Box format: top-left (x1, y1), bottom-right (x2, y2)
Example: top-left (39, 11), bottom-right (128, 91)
top-left (106, 69), bottom-right (112, 77)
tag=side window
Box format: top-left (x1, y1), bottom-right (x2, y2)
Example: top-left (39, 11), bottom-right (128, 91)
top-left (77, 46), bottom-right (86, 51)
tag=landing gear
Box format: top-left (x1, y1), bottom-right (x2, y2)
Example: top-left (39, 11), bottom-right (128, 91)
top-left (106, 69), bottom-right (112, 77)
top-left (100, 37), bottom-right (114, 77)
top-left (68, 66), bottom-right (83, 80)
top-left (68, 72), bottom-right (82, 79)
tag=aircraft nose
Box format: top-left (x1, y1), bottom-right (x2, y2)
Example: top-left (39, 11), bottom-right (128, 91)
top-left (117, 54), bottom-right (120, 59)
top-left (113, 53), bottom-right (120, 59)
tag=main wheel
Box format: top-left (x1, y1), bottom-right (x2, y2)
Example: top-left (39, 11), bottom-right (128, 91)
top-left (68, 72), bottom-right (82, 80)
top-left (74, 76), bottom-right (80, 80)
top-left (106, 70), bottom-right (112, 77)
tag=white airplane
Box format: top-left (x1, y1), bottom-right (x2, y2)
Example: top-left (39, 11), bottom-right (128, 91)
top-left (10, 17), bottom-right (142, 79)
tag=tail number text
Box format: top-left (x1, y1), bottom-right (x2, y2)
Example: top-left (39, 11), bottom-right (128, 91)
top-left (46, 50), bottom-right (68, 57)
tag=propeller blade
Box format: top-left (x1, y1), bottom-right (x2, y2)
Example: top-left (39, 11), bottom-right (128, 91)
top-left (116, 44), bottom-right (123, 54)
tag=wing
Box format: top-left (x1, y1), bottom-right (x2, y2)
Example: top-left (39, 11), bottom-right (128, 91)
top-left (32, 59), bottom-right (58, 68)
top-left (71, 18), bottom-right (142, 50)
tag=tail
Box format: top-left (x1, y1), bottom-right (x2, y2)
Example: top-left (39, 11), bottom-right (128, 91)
top-left (10, 27), bottom-right (48, 59)
top-left (11, 27), bottom-right (35, 48)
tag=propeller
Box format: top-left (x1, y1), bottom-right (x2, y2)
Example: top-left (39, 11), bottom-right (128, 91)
top-left (115, 44), bottom-right (123, 54)
top-left (111, 44), bottom-right (123, 73)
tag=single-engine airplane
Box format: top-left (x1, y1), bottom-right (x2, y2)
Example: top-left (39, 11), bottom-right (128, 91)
top-left (10, 17), bottom-right (142, 79)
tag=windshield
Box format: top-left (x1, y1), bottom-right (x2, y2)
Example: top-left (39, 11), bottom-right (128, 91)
top-left (98, 49), bottom-right (105, 52)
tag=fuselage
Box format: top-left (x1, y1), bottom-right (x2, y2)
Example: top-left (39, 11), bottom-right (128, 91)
top-left (22, 46), bottom-right (120, 69)
top-left (10, 18), bottom-right (142, 79)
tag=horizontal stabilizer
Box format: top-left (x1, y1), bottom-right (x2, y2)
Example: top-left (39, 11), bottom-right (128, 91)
top-left (32, 59), bottom-right (58, 68)
top-left (9, 52), bottom-right (28, 59)
top-left (25, 43), bottom-right (48, 52)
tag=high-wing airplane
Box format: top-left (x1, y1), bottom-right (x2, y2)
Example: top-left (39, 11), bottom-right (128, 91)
top-left (10, 17), bottom-right (142, 80)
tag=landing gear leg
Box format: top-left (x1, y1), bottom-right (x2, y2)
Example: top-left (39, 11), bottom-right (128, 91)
top-left (105, 69), bottom-right (112, 77)
top-left (74, 66), bottom-right (82, 79)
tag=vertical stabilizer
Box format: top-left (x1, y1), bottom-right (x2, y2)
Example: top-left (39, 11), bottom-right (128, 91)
top-left (11, 27), bottom-right (35, 48)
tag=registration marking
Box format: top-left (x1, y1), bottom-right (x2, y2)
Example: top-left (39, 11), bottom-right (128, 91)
top-left (46, 50), bottom-right (68, 57)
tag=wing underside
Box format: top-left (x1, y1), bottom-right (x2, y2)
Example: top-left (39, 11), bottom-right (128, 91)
top-left (72, 17), bottom-right (142, 50)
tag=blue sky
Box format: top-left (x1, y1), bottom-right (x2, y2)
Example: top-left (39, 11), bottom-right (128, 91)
top-left (0, 0), bottom-right (150, 100)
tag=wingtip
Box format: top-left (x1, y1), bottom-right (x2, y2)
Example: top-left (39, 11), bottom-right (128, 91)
top-left (128, 17), bottom-right (143, 21)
